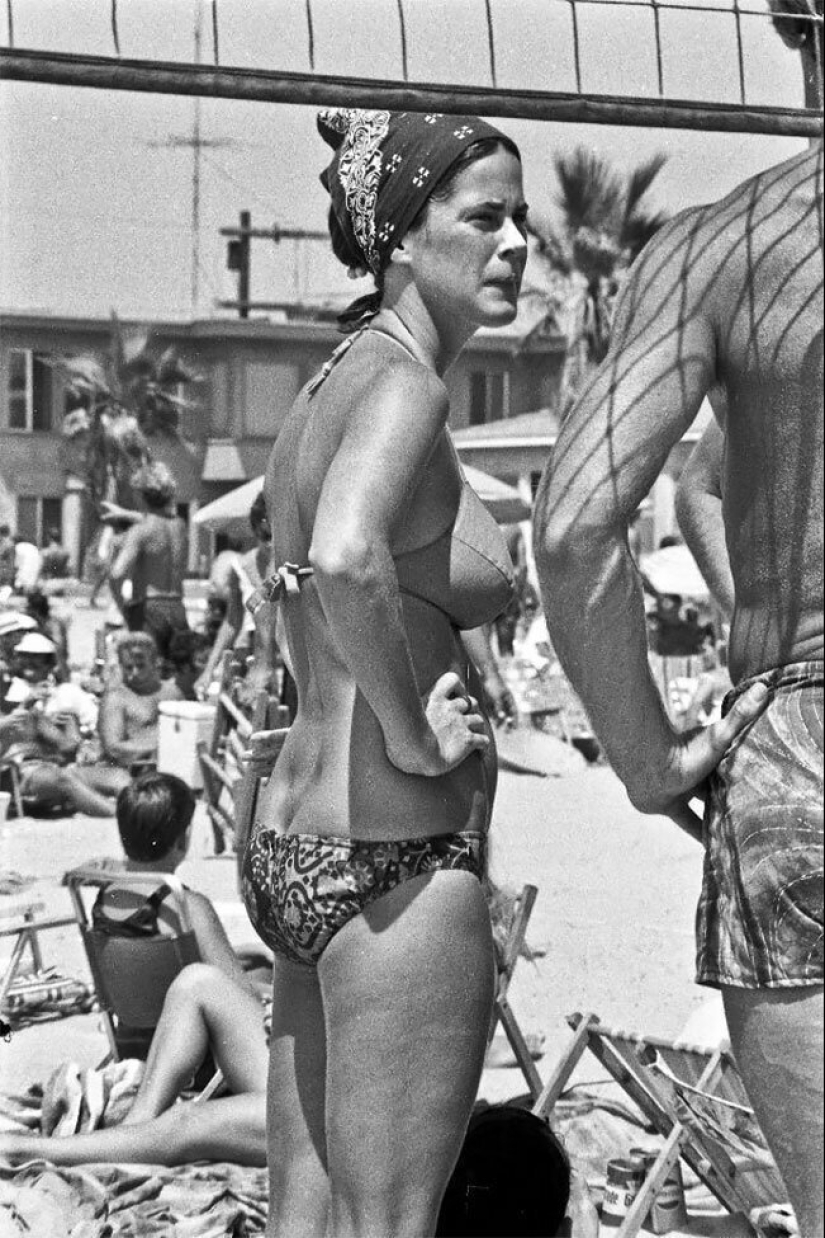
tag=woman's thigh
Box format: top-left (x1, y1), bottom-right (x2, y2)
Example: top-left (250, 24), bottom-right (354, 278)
top-left (320, 868), bottom-right (495, 1237)
top-left (265, 956), bottom-right (329, 1238)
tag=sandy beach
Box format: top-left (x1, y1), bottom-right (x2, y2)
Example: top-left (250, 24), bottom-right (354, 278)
top-left (0, 596), bottom-right (736, 1235)
top-left (1, 589), bottom-right (713, 1098)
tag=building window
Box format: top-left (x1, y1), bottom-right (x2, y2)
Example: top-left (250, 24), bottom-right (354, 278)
top-left (7, 349), bottom-right (55, 431)
top-left (469, 370), bottom-right (508, 426)
top-left (16, 496), bottom-right (62, 546)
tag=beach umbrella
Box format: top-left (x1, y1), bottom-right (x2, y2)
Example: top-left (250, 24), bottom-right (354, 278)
top-left (639, 544), bottom-right (709, 600)
top-left (193, 477), bottom-right (266, 532)
top-left (194, 465), bottom-right (530, 531)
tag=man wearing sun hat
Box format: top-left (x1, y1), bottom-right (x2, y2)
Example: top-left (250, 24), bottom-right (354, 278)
top-left (0, 632), bottom-right (116, 817)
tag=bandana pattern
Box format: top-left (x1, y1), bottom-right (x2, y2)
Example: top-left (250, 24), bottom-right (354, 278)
top-left (318, 109), bottom-right (516, 277)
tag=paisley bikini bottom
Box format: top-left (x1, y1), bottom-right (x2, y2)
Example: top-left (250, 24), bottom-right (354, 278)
top-left (242, 828), bottom-right (485, 967)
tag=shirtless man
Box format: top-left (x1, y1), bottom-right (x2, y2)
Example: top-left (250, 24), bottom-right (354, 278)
top-left (110, 462), bottom-right (190, 667)
top-left (97, 632), bottom-right (182, 789)
top-left (533, 141), bottom-right (823, 1236)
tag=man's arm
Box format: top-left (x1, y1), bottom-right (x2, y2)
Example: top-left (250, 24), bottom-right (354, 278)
top-left (674, 418), bottom-right (735, 619)
top-left (533, 210), bottom-right (766, 835)
top-left (109, 523), bottom-right (144, 604)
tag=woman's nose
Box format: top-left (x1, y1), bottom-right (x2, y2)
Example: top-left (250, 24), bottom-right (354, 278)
top-left (500, 218), bottom-right (527, 259)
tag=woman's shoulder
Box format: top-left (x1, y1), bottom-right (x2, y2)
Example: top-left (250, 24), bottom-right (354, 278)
top-left (349, 347), bottom-right (449, 432)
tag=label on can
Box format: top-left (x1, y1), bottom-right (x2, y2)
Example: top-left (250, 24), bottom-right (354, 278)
top-left (600, 1158), bottom-right (644, 1226)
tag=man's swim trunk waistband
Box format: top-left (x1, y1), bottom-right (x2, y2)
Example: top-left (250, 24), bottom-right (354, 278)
top-left (696, 660), bottom-right (823, 990)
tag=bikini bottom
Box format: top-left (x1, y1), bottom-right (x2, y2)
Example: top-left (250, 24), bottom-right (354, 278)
top-left (241, 829), bottom-right (486, 967)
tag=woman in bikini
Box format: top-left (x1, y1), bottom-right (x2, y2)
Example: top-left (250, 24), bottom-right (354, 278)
top-left (241, 109), bottom-right (529, 1238)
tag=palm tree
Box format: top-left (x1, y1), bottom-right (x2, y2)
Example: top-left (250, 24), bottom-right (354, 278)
top-left (56, 314), bottom-right (199, 515)
top-left (529, 147), bottom-right (669, 413)
top-left (52, 315), bottom-right (199, 577)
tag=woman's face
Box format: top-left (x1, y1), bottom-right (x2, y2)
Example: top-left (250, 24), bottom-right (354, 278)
top-left (404, 145), bottom-right (528, 330)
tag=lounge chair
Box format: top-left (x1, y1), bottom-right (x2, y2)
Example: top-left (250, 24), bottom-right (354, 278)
top-left (63, 866), bottom-right (202, 1063)
top-left (487, 883), bottom-right (546, 1099)
top-left (1, 897), bottom-right (93, 1029)
top-left (533, 1011), bottom-right (787, 1237)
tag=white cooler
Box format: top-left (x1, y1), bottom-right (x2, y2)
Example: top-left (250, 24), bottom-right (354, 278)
top-left (157, 700), bottom-right (216, 791)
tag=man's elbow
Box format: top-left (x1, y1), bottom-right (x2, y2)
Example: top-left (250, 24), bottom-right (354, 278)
top-left (533, 502), bottom-right (606, 582)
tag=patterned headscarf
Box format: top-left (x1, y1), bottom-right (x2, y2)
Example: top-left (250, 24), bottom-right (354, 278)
top-left (318, 109), bottom-right (519, 280)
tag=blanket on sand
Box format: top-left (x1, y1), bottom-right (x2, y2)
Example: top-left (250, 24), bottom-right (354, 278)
top-left (0, 1160), bottom-right (268, 1236)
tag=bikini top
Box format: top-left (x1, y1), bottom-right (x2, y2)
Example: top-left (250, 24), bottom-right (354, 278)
top-left (248, 330), bottom-right (516, 631)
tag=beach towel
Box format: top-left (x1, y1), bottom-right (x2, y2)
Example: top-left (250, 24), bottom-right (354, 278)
top-left (0, 1160), bottom-right (268, 1236)
top-left (2, 966), bottom-right (95, 1029)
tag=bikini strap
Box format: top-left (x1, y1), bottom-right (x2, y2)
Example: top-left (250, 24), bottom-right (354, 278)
top-left (305, 325), bottom-right (369, 397)
top-left (246, 562), bottom-right (315, 617)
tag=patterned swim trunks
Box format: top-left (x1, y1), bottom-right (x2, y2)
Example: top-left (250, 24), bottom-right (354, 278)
top-left (242, 829), bottom-right (486, 967)
top-left (696, 660), bottom-right (824, 989)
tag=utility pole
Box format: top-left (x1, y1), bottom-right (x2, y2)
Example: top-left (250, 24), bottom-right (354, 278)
top-left (220, 213), bottom-right (328, 317)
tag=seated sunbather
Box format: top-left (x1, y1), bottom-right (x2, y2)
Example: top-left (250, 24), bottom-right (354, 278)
top-left (0, 633), bottom-right (119, 817)
top-left (98, 771), bottom-right (262, 999)
top-left (93, 632), bottom-right (183, 793)
top-left (0, 963), bottom-right (268, 1167)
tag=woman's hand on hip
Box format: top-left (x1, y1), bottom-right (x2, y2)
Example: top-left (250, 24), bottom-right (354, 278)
top-left (388, 671), bottom-right (490, 776)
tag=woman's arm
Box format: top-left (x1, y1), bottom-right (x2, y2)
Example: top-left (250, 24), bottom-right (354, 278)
top-left (307, 366), bottom-right (488, 777)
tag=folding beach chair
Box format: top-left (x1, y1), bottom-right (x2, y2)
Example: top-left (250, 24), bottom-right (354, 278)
top-left (232, 691), bottom-right (291, 882)
top-left (487, 883), bottom-right (547, 1101)
top-left (533, 1011), bottom-right (786, 1237)
top-left (64, 866), bottom-right (202, 1063)
top-left (0, 756), bottom-right (24, 819)
top-left (1, 897), bottom-right (93, 1028)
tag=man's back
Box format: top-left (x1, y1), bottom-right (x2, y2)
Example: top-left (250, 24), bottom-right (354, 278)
top-left (619, 143), bottom-right (823, 682)
top-left (706, 145), bottom-right (823, 680)
top-left (129, 514), bottom-right (188, 599)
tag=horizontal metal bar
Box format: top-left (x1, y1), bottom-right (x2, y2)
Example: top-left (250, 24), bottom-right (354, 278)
top-left (219, 226), bottom-right (328, 239)
top-left (1, 49), bottom-right (822, 137)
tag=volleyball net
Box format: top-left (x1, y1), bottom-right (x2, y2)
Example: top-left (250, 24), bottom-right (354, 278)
top-left (0, 0), bottom-right (822, 137)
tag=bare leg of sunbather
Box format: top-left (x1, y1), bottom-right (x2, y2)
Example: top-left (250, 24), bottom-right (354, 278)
top-left (124, 963), bottom-right (267, 1123)
top-left (0, 964), bottom-right (269, 1169)
top-left (723, 985), bottom-right (824, 1238)
top-left (0, 1093), bottom-right (267, 1167)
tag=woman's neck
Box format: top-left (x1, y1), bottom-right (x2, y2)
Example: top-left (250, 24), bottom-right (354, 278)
top-left (373, 288), bottom-right (475, 377)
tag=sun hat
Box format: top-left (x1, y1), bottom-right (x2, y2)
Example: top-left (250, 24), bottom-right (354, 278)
top-left (13, 631), bottom-right (57, 655)
top-left (0, 612), bottom-right (38, 637)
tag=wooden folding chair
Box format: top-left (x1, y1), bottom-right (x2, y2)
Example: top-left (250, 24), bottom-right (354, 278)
top-left (1, 898), bottom-right (87, 1027)
top-left (533, 1011), bottom-right (787, 1236)
top-left (64, 867), bottom-right (203, 1063)
top-left (486, 883), bottom-right (546, 1100)
top-left (0, 756), bottom-right (24, 819)
top-left (232, 691), bottom-right (291, 879)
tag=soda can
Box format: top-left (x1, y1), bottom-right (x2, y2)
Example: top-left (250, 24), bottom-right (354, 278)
top-left (600, 1158), bottom-right (645, 1228)
top-left (648, 1160), bottom-right (688, 1234)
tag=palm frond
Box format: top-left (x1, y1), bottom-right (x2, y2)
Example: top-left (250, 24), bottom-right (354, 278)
top-left (155, 346), bottom-right (200, 387)
top-left (526, 217), bottom-right (572, 276)
top-left (623, 154), bottom-right (667, 221)
top-left (554, 148), bottom-right (623, 237)
top-left (622, 209), bottom-right (671, 262)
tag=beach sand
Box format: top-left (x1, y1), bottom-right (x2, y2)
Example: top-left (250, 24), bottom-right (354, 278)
top-left (1, 598), bottom-right (739, 1234)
